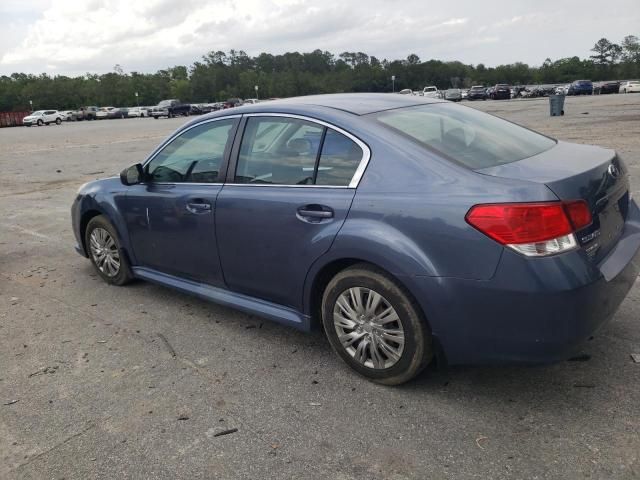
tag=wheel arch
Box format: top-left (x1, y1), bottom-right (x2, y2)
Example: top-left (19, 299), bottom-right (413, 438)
top-left (77, 197), bottom-right (133, 263)
top-left (304, 256), bottom-right (434, 333)
top-left (79, 209), bottom-right (103, 255)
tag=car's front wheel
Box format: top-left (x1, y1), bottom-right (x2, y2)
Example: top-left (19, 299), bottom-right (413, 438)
top-left (322, 264), bottom-right (433, 385)
top-left (85, 215), bottom-right (133, 286)
top-left (55, 118), bottom-right (61, 125)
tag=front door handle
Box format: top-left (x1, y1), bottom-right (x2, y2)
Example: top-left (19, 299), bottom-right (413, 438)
top-left (186, 200), bottom-right (212, 214)
top-left (297, 204), bottom-right (334, 221)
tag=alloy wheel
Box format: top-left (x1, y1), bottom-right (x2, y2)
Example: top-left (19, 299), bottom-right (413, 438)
top-left (333, 287), bottom-right (405, 369)
top-left (89, 227), bottom-right (121, 277)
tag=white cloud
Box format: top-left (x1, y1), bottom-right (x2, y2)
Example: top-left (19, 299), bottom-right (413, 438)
top-left (1, 0), bottom-right (639, 75)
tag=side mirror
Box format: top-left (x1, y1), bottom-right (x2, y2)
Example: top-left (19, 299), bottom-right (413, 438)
top-left (120, 163), bottom-right (144, 186)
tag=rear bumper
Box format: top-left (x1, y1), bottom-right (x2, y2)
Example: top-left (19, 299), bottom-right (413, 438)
top-left (404, 199), bottom-right (640, 365)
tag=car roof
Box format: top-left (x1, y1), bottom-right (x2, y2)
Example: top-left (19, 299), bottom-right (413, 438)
top-left (246, 93), bottom-right (444, 116)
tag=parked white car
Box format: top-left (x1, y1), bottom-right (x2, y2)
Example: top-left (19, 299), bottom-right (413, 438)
top-left (127, 107), bottom-right (148, 117)
top-left (22, 110), bottom-right (62, 126)
top-left (620, 81), bottom-right (640, 93)
top-left (96, 107), bottom-right (118, 119)
top-left (423, 86), bottom-right (439, 98)
top-left (58, 110), bottom-right (74, 121)
top-left (444, 89), bottom-right (462, 102)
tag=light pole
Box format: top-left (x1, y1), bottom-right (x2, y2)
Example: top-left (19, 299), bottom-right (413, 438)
top-left (29, 99), bottom-right (33, 111)
top-left (254, 85), bottom-right (259, 100)
top-left (391, 75), bottom-right (396, 93)
top-left (135, 92), bottom-right (139, 107)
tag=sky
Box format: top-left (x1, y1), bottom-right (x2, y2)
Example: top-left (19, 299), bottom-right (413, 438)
top-left (1, 0), bottom-right (638, 76)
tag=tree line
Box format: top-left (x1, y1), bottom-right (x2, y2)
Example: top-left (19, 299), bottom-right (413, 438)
top-left (1, 35), bottom-right (638, 111)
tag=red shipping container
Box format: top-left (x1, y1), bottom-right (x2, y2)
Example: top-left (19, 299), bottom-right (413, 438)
top-left (0, 111), bottom-right (30, 127)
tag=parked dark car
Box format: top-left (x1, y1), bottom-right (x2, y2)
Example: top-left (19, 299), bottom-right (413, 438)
top-left (568, 80), bottom-right (593, 95)
top-left (223, 98), bottom-right (243, 109)
top-left (490, 84), bottom-right (511, 100)
top-left (594, 81), bottom-right (620, 94)
top-left (151, 99), bottom-right (191, 118)
top-left (74, 106), bottom-right (98, 121)
top-left (467, 86), bottom-right (488, 100)
top-left (71, 93), bottom-right (640, 385)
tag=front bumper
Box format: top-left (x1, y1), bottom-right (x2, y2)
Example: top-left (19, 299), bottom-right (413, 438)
top-left (403, 199), bottom-right (640, 365)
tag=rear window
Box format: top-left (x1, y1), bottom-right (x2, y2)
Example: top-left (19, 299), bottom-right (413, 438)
top-left (374, 103), bottom-right (556, 169)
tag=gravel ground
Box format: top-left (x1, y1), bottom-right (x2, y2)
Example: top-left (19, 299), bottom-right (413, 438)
top-left (1, 94), bottom-right (639, 480)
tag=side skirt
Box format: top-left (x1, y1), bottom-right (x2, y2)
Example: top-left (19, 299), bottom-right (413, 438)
top-left (132, 267), bottom-right (311, 331)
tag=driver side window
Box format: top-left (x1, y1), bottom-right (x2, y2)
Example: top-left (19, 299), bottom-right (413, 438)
top-left (146, 119), bottom-right (235, 183)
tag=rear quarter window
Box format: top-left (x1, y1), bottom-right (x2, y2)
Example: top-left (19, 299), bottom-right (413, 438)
top-left (374, 103), bottom-right (556, 169)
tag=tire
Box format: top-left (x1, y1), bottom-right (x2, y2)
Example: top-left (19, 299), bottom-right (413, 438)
top-left (321, 263), bottom-right (433, 385)
top-left (153, 116), bottom-right (158, 119)
top-left (55, 118), bottom-right (61, 125)
top-left (37, 119), bottom-right (43, 126)
top-left (85, 215), bottom-right (133, 286)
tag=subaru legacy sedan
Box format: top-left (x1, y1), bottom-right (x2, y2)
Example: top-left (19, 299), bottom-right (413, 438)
top-left (71, 93), bottom-right (640, 385)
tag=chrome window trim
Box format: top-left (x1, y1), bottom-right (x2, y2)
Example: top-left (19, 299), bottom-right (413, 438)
top-left (144, 182), bottom-right (224, 187)
top-left (228, 112), bottom-right (371, 189)
top-left (224, 183), bottom-right (350, 189)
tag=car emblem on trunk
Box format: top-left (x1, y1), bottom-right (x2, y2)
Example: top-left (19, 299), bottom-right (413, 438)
top-left (608, 164), bottom-right (619, 178)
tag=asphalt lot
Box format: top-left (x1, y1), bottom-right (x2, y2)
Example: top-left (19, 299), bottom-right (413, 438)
top-left (1, 94), bottom-right (639, 479)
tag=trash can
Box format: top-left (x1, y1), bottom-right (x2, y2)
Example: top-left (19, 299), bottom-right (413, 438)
top-left (549, 94), bottom-right (565, 116)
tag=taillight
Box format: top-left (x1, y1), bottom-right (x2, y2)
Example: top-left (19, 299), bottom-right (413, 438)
top-left (466, 201), bottom-right (592, 257)
top-left (563, 200), bottom-right (592, 230)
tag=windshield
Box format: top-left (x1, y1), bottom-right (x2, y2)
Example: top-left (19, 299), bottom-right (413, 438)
top-left (31, 110), bottom-right (45, 115)
top-left (374, 103), bottom-right (556, 169)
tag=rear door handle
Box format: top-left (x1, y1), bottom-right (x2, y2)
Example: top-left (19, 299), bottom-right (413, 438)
top-left (297, 204), bottom-right (334, 221)
top-left (186, 200), bottom-right (212, 214)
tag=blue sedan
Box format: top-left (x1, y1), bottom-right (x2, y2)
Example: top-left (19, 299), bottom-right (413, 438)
top-left (72, 93), bottom-right (640, 384)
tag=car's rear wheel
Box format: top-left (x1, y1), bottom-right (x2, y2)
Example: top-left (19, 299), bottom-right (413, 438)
top-left (322, 264), bottom-right (432, 385)
top-left (85, 215), bottom-right (133, 286)
top-left (55, 118), bottom-right (61, 125)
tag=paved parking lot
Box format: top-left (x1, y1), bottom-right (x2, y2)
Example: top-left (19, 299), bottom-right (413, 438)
top-left (1, 95), bottom-right (640, 479)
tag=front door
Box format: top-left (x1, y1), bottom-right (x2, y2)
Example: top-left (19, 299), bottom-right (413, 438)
top-left (216, 115), bottom-right (368, 309)
top-left (123, 117), bottom-right (238, 286)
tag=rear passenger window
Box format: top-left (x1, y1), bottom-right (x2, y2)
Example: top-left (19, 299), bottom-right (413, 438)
top-left (315, 130), bottom-right (363, 186)
top-left (235, 116), bottom-right (364, 186)
top-left (235, 117), bottom-right (323, 185)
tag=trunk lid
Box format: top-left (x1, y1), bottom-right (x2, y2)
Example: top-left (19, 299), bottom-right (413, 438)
top-left (477, 141), bottom-right (630, 262)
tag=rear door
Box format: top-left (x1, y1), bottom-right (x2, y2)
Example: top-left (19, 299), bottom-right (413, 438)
top-left (215, 114), bottom-right (369, 310)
